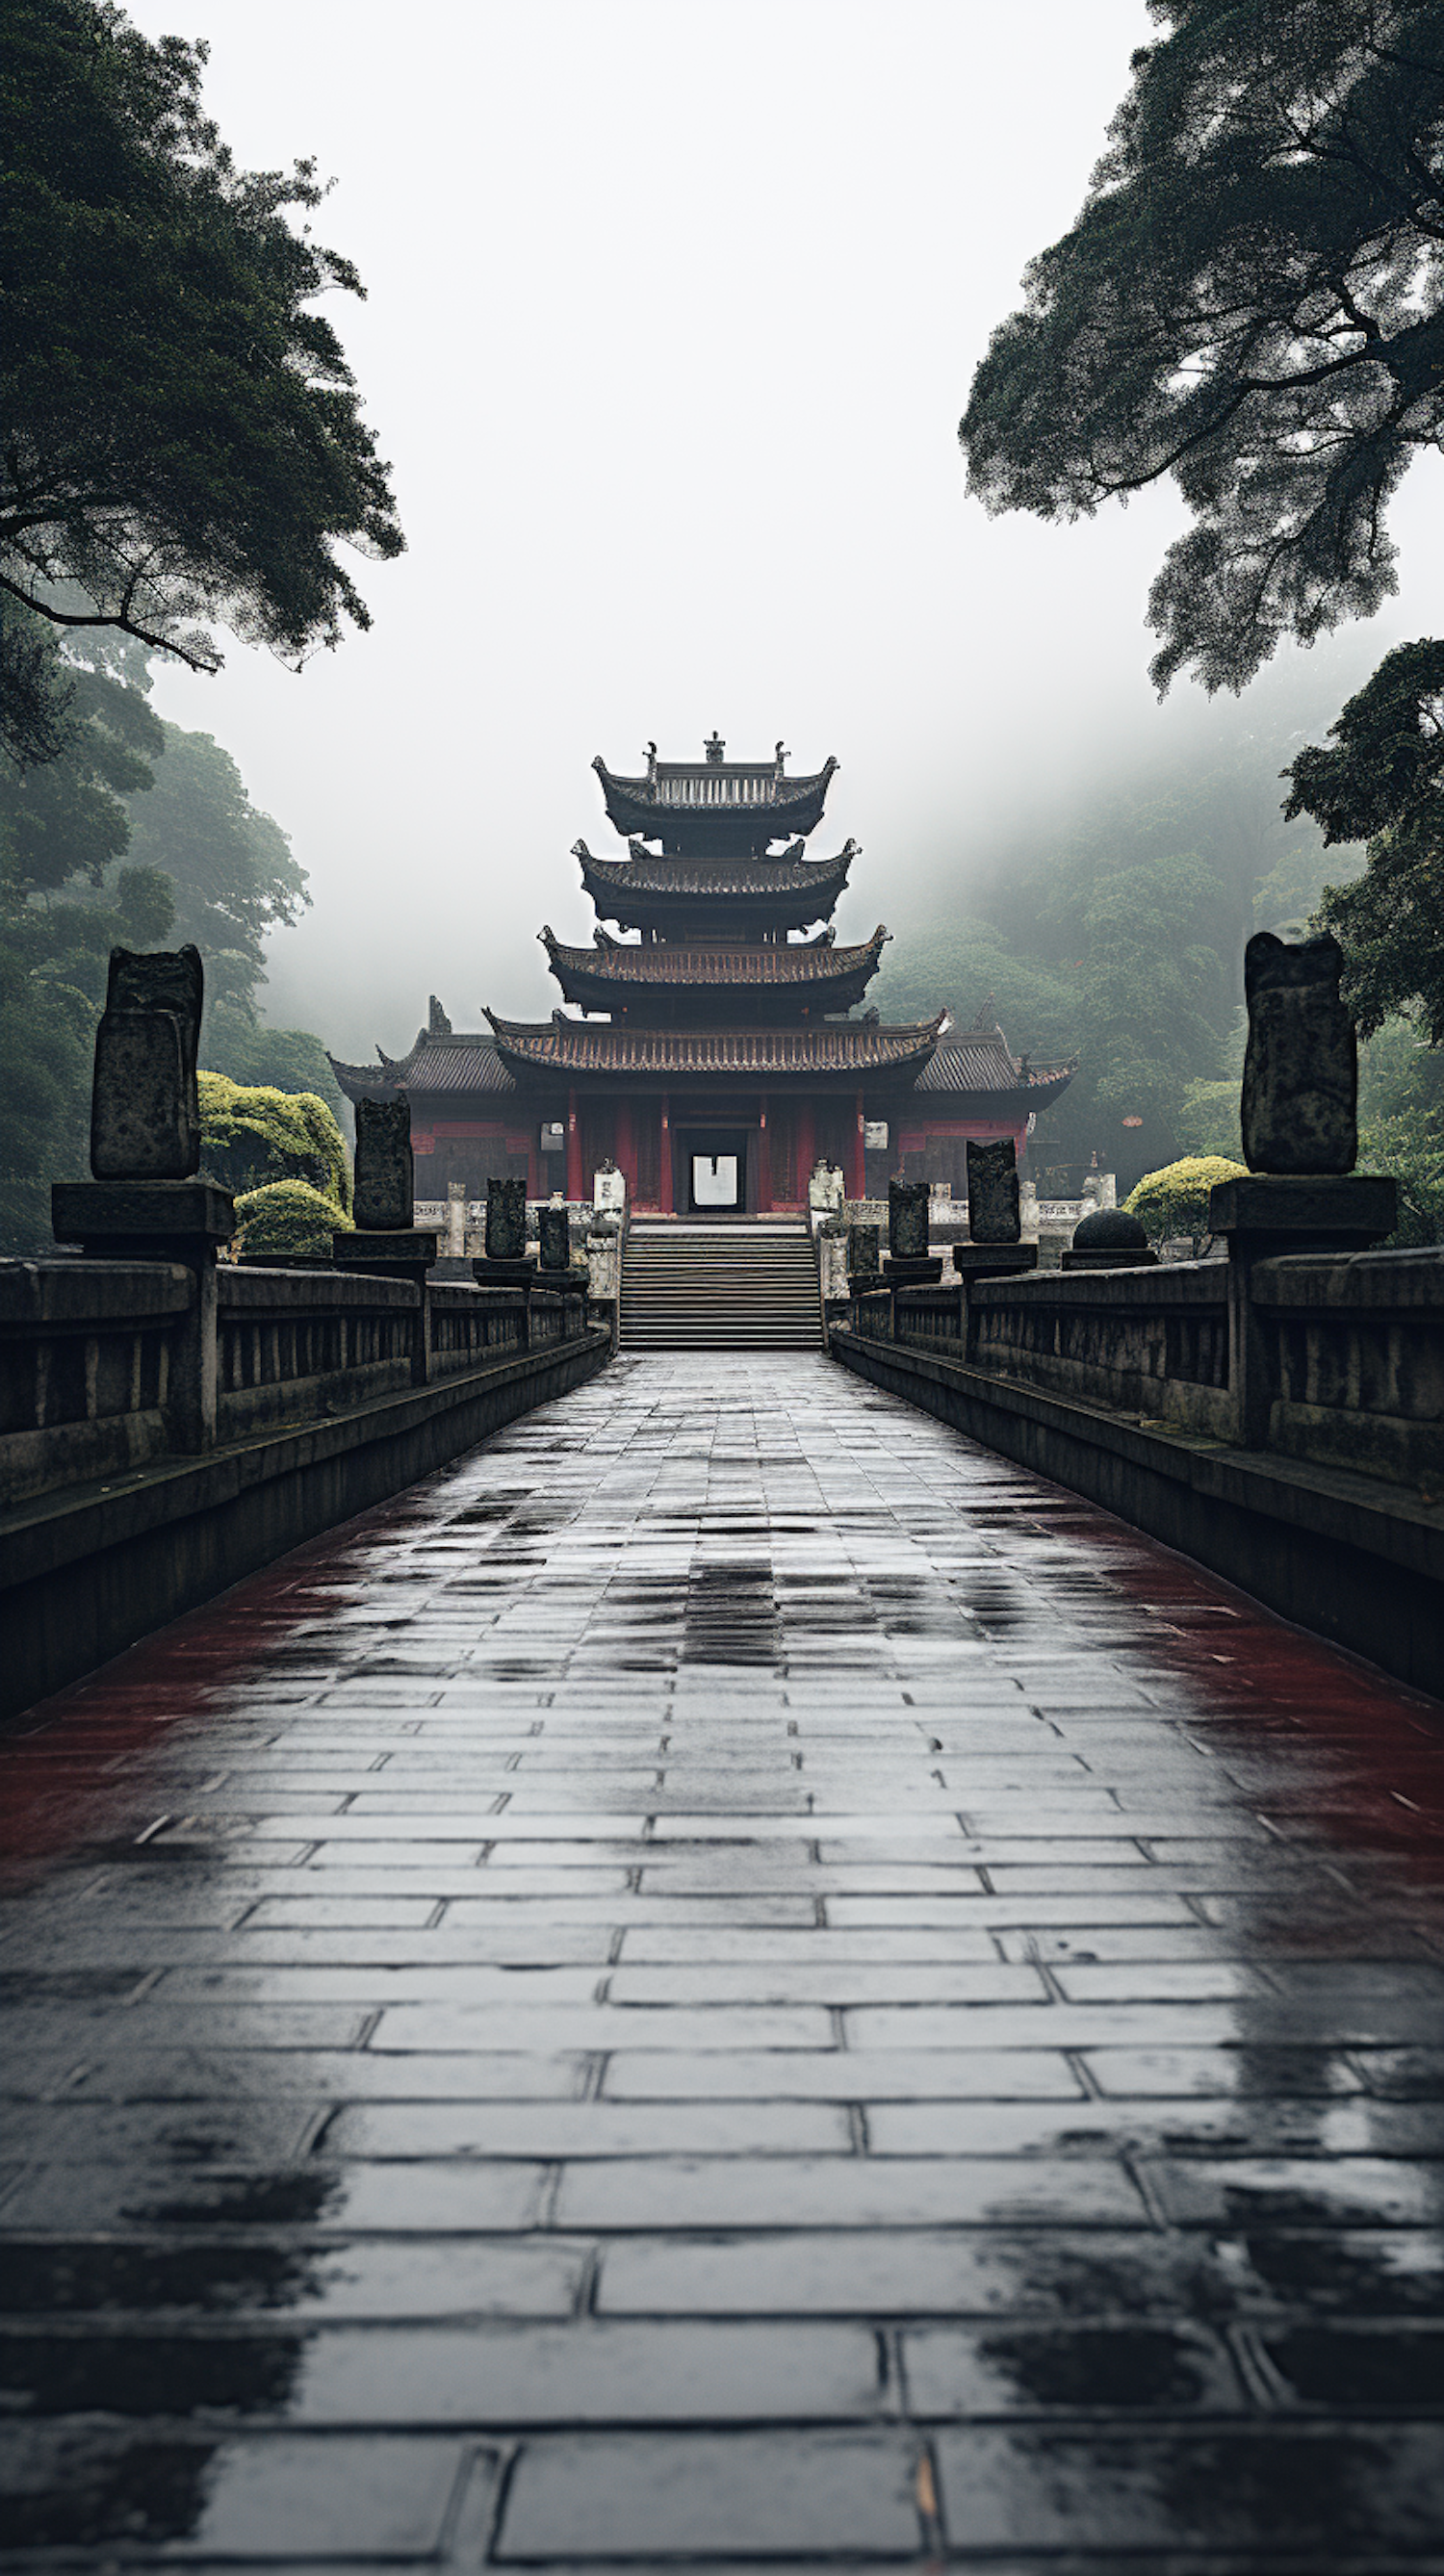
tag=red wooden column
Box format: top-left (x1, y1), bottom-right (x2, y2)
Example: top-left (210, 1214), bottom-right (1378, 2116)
top-left (527, 1132), bottom-right (543, 1200)
top-left (614, 1098), bottom-right (635, 1203)
top-left (795, 1098), bottom-right (815, 1205)
top-left (658, 1093), bottom-right (674, 1214)
top-left (757, 1094), bottom-right (772, 1214)
top-left (565, 1086), bottom-right (583, 1202)
top-left (850, 1089), bottom-right (866, 1198)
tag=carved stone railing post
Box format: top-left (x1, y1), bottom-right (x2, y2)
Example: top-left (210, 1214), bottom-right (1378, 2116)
top-left (943, 1140), bottom-right (1039, 1355)
top-left (51, 945), bottom-right (234, 1451)
top-left (333, 1096), bottom-right (437, 1383)
top-left (473, 1175), bottom-right (536, 1349)
top-left (1210, 934), bottom-right (1396, 1445)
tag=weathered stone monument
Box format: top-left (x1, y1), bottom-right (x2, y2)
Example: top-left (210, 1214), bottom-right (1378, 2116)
top-left (809, 1160), bottom-right (845, 1219)
top-left (90, 945), bottom-right (204, 1179)
top-left (1208, 933), bottom-right (1395, 1258)
top-left (1241, 932), bottom-right (1356, 1175)
top-left (954, 1139), bottom-right (1039, 1278)
top-left (847, 1221), bottom-right (883, 1286)
top-left (351, 1098), bottom-right (414, 1230)
top-left (882, 1178), bottom-right (942, 1283)
top-left (333, 1097), bottom-right (438, 1380)
top-left (1209, 931), bottom-right (1396, 1440)
top-left (538, 1205), bottom-right (572, 1272)
top-left (593, 1161), bottom-right (626, 1218)
top-left (473, 1175), bottom-right (536, 1287)
top-left (966, 1138), bottom-right (1019, 1242)
top-left (53, 943), bottom-right (233, 1269)
top-left (51, 945), bottom-right (234, 1447)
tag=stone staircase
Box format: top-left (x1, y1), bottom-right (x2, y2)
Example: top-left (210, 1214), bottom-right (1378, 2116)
top-left (619, 1220), bottom-right (824, 1350)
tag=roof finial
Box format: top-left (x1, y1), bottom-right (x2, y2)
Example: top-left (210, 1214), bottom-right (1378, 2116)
top-left (775, 740), bottom-right (787, 777)
top-left (704, 731), bottom-right (725, 764)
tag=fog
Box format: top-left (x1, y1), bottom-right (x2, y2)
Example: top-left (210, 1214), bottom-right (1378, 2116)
top-left (121, 0), bottom-right (1444, 1061)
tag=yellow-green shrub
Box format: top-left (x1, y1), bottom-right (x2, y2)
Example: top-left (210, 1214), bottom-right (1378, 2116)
top-left (199, 1070), bottom-right (351, 1214)
top-left (1124, 1155), bottom-right (1246, 1253)
top-left (234, 1177), bottom-right (352, 1258)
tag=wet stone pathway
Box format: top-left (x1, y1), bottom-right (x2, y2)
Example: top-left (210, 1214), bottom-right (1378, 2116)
top-left (3, 1352), bottom-right (1444, 2572)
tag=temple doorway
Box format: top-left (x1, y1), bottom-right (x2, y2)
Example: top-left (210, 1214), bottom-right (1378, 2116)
top-left (677, 1126), bottom-right (754, 1215)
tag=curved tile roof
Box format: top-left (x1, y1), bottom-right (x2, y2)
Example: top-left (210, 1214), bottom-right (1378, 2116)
top-left (575, 840), bottom-right (856, 906)
top-left (593, 753), bottom-right (838, 850)
top-left (328, 1037), bottom-right (518, 1101)
top-left (483, 1010), bottom-right (947, 1077)
top-left (540, 926), bottom-right (887, 988)
top-left (916, 1031), bottom-right (1078, 1104)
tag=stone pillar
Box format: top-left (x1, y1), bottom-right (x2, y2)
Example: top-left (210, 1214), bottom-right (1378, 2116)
top-left (538, 1205), bottom-right (571, 1272)
top-left (1210, 934), bottom-right (1396, 1444)
top-left (52, 944), bottom-right (234, 1452)
top-left (446, 1182), bottom-right (466, 1259)
top-left (955, 1137), bottom-right (1038, 1280)
top-left (333, 1096), bottom-right (437, 1382)
top-left (883, 1177), bottom-right (941, 1284)
top-left (565, 1088), bottom-right (583, 1202)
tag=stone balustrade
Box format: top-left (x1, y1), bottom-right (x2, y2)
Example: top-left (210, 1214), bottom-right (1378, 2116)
top-left (843, 1249), bottom-right (1439, 1486)
top-left (0, 1259), bottom-right (193, 1507)
top-left (832, 1244), bottom-right (1443, 1690)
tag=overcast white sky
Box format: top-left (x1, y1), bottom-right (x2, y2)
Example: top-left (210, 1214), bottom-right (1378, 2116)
top-left (121, 0), bottom-right (1444, 1057)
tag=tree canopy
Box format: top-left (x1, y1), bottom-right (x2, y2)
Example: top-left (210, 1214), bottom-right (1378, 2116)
top-left (1, 0), bottom-right (402, 766)
top-left (1281, 639), bottom-right (1444, 1035)
top-left (960, 1), bottom-right (1444, 695)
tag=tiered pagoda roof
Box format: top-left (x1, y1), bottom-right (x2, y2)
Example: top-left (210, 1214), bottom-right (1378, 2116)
top-left (326, 738), bottom-right (1079, 1144)
top-left (593, 740), bottom-right (838, 856)
top-left (575, 839), bottom-right (857, 935)
top-left (483, 1008), bottom-right (947, 1082)
top-left (540, 923), bottom-right (888, 1018)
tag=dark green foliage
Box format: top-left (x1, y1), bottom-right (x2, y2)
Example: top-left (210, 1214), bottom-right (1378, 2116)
top-left (961, 2), bottom-right (1444, 695)
top-left (0, 630), bottom-right (341, 1247)
top-left (199, 1011), bottom-right (344, 1111)
top-left (0, 623), bottom-right (163, 889)
top-left (0, 860), bottom-right (177, 1250)
top-left (1, 0), bottom-right (402, 764)
top-left (1281, 641), bottom-right (1444, 1039)
top-left (121, 726), bottom-right (308, 1008)
top-left (866, 917), bottom-right (1078, 1056)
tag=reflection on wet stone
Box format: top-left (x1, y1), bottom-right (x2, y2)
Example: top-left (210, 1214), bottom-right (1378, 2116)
top-left (2, 1352), bottom-right (1442, 2566)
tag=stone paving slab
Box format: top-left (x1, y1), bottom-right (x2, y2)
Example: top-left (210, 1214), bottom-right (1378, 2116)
top-left (2, 1352), bottom-right (1443, 2569)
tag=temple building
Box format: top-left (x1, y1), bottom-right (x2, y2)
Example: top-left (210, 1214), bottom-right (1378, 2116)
top-left (330, 737), bottom-right (1075, 1215)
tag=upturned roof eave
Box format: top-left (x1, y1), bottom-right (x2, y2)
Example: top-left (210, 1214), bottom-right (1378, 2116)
top-left (539, 924), bottom-right (887, 997)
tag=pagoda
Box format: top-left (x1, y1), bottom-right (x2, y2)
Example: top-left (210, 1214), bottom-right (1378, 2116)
top-left (330, 736), bottom-right (1075, 1214)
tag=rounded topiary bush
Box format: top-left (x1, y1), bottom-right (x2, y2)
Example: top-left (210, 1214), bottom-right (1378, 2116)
top-left (234, 1178), bottom-right (352, 1259)
top-left (199, 1071), bottom-right (352, 1214)
top-left (1072, 1207), bottom-right (1149, 1248)
top-left (1124, 1156), bottom-right (1246, 1253)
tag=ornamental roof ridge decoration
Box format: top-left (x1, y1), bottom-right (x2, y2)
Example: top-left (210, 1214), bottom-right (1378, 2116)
top-left (594, 748), bottom-right (838, 808)
top-left (482, 1007), bottom-right (947, 1077)
top-left (591, 750), bottom-right (839, 850)
top-left (538, 924), bottom-right (889, 987)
